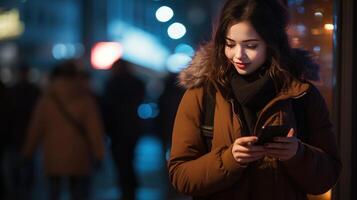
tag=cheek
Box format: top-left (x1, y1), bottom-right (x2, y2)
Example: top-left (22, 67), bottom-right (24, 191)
top-left (224, 48), bottom-right (233, 59)
top-left (257, 49), bottom-right (267, 63)
top-left (248, 49), bottom-right (266, 63)
top-left (258, 46), bottom-right (267, 61)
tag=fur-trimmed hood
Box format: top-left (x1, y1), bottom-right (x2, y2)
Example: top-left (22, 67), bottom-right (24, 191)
top-left (178, 43), bottom-right (214, 89)
top-left (178, 43), bottom-right (319, 90)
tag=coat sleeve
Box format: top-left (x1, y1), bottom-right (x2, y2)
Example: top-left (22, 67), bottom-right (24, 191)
top-left (85, 98), bottom-right (105, 161)
top-left (282, 84), bottom-right (342, 195)
top-left (168, 88), bottom-right (247, 196)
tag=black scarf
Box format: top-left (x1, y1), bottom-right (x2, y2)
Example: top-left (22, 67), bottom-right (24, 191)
top-left (230, 69), bottom-right (277, 135)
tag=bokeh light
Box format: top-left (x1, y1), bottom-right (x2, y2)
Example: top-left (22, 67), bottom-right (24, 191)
top-left (167, 22), bottom-right (186, 39)
top-left (91, 42), bottom-right (123, 70)
top-left (137, 103), bottom-right (159, 119)
top-left (155, 6), bottom-right (174, 22)
top-left (166, 53), bottom-right (192, 73)
top-left (174, 43), bottom-right (195, 57)
top-left (324, 23), bottom-right (334, 30)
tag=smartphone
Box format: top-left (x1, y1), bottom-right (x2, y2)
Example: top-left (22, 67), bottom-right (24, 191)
top-left (255, 125), bottom-right (290, 145)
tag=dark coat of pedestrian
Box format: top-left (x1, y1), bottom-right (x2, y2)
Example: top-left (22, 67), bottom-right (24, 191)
top-left (5, 64), bottom-right (41, 200)
top-left (102, 59), bottom-right (145, 200)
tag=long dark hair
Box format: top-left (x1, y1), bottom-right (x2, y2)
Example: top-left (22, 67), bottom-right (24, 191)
top-left (209, 0), bottom-right (319, 93)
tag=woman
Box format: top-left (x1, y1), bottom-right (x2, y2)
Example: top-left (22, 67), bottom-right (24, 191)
top-left (22, 60), bottom-right (105, 200)
top-left (168, 0), bottom-right (342, 199)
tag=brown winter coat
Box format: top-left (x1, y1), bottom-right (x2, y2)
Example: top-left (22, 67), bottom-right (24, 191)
top-left (22, 79), bottom-right (105, 176)
top-left (168, 46), bottom-right (342, 199)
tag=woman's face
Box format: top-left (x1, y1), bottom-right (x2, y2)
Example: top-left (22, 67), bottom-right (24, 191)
top-left (224, 21), bottom-right (267, 75)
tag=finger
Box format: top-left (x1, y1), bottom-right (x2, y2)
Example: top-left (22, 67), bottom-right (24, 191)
top-left (287, 128), bottom-right (294, 137)
top-left (246, 145), bottom-right (265, 152)
top-left (234, 145), bottom-right (265, 153)
top-left (236, 155), bottom-right (265, 164)
top-left (235, 136), bottom-right (258, 145)
top-left (235, 151), bottom-right (266, 158)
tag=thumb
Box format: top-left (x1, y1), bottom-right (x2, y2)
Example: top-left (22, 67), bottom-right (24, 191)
top-left (287, 128), bottom-right (295, 137)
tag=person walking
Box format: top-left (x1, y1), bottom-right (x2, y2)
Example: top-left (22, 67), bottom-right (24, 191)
top-left (22, 60), bottom-right (105, 200)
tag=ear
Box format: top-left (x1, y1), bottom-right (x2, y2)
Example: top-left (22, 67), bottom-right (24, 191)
top-left (287, 128), bottom-right (295, 137)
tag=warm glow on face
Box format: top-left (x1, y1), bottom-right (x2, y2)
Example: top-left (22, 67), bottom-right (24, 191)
top-left (224, 21), bottom-right (267, 75)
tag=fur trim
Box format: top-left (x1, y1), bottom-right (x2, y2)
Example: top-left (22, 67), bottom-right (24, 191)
top-left (178, 43), bottom-right (319, 89)
top-left (178, 43), bottom-right (213, 89)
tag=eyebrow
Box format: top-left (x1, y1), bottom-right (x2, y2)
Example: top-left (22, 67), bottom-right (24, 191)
top-left (225, 37), bottom-right (260, 43)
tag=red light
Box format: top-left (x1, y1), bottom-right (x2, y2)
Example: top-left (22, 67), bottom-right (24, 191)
top-left (91, 42), bottom-right (123, 70)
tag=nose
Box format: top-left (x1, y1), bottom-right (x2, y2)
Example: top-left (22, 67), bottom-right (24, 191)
top-left (233, 46), bottom-right (246, 61)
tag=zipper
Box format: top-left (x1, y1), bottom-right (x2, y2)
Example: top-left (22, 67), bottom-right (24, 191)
top-left (229, 99), bottom-right (244, 131)
top-left (252, 91), bottom-right (308, 135)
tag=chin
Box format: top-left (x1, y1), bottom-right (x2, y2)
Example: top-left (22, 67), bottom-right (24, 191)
top-left (235, 68), bottom-right (251, 75)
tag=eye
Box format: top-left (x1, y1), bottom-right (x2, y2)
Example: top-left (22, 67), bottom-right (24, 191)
top-left (225, 43), bottom-right (235, 48)
top-left (245, 44), bottom-right (258, 49)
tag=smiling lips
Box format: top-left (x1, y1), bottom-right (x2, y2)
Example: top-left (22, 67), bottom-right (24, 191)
top-left (234, 62), bottom-right (250, 69)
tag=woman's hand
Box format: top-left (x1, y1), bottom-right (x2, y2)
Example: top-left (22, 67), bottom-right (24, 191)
top-left (263, 128), bottom-right (299, 161)
top-left (232, 136), bottom-right (265, 166)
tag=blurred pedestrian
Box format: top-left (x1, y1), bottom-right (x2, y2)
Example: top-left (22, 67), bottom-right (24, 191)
top-left (101, 59), bottom-right (145, 200)
top-left (6, 62), bottom-right (41, 200)
top-left (156, 72), bottom-right (184, 154)
top-left (0, 80), bottom-right (11, 199)
top-left (22, 60), bottom-right (105, 200)
top-left (156, 72), bottom-right (184, 199)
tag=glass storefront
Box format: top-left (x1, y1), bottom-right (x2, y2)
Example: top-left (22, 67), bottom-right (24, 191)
top-left (287, 0), bottom-right (335, 200)
top-left (287, 0), bottom-right (334, 110)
